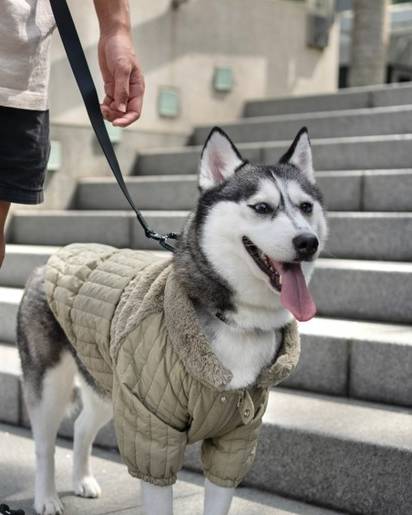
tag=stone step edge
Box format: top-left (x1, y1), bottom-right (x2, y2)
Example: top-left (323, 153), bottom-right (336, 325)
top-left (2, 302), bottom-right (412, 347)
top-left (11, 209), bottom-right (412, 220)
top-left (194, 103), bottom-right (412, 130)
top-left (138, 133), bottom-right (412, 155)
top-left (3, 256), bottom-right (412, 278)
top-left (77, 169), bottom-right (412, 185)
top-left (243, 81), bottom-right (412, 108)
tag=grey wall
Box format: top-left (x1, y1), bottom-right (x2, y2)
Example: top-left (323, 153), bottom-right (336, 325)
top-left (48, 0), bottom-right (339, 136)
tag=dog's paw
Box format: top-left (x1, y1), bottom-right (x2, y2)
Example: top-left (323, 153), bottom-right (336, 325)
top-left (34, 494), bottom-right (64, 515)
top-left (73, 476), bottom-right (102, 498)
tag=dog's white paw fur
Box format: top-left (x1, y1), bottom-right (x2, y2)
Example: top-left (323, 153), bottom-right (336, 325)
top-left (34, 494), bottom-right (64, 515)
top-left (73, 475), bottom-right (102, 498)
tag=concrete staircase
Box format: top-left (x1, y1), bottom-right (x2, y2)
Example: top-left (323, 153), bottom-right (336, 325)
top-left (2, 81), bottom-right (412, 514)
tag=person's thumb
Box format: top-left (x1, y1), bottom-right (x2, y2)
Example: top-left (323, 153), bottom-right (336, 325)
top-left (114, 62), bottom-right (131, 113)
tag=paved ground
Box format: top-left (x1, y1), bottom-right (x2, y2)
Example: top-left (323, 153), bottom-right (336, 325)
top-left (0, 423), bottom-right (342, 515)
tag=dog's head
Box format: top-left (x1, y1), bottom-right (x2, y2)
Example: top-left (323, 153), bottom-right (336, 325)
top-left (194, 126), bottom-right (328, 323)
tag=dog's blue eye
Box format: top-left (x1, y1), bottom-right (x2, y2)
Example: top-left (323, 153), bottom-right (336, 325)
top-left (250, 202), bottom-right (274, 215)
top-left (300, 202), bottom-right (313, 214)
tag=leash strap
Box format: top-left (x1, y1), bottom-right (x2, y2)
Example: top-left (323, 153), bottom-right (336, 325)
top-left (49, 0), bottom-right (178, 252)
top-left (0, 504), bottom-right (25, 515)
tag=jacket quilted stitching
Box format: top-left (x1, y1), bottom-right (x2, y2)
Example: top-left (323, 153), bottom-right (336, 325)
top-left (45, 243), bottom-right (300, 487)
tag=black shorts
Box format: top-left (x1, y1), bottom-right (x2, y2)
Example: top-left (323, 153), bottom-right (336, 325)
top-left (0, 105), bottom-right (50, 204)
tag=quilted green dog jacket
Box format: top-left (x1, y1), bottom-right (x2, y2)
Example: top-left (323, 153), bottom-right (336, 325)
top-left (45, 243), bottom-right (300, 487)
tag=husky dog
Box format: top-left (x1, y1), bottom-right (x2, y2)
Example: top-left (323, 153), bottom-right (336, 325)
top-left (17, 127), bottom-right (327, 515)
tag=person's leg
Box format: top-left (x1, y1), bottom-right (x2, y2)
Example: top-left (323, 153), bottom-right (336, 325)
top-left (0, 200), bottom-right (10, 266)
top-left (0, 106), bottom-right (49, 266)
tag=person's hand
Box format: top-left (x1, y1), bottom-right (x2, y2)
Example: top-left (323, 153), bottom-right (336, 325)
top-left (98, 29), bottom-right (145, 127)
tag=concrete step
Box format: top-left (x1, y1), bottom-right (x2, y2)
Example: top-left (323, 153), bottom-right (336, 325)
top-left (8, 210), bottom-right (188, 250)
top-left (312, 259), bottom-right (412, 324)
top-left (0, 246), bottom-right (167, 290)
top-left (292, 317), bottom-right (412, 407)
top-left (326, 212), bottom-right (412, 261)
top-left (244, 82), bottom-right (412, 117)
top-left (193, 105), bottom-right (412, 144)
top-left (74, 170), bottom-right (412, 213)
top-left (188, 390), bottom-right (412, 515)
top-left (337, 169), bottom-right (412, 212)
top-left (0, 422), bottom-right (344, 515)
top-left (75, 175), bottom-right (198, 211)
top-left (0, 244), bottom-right (58, 288)
top-left (316, 169), bottom-right (412, 212)
top-left (1, 346), bottom-right (410, 514)
top-left (9, 210), bottom-right (412, 262)
top-left (0, 344), bottom-right (22, 425)
top-left (135, 134), bottom-right (412, 174)
top-left (0, 288), bottom-right (23, 343)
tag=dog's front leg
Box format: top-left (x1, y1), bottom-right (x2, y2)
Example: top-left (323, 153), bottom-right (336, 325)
top-left (203, 478), bottom-right (235, 515)
top-left (141, 481), bottom-right (173, 515)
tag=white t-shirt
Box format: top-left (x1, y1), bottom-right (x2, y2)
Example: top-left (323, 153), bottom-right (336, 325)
top-left (0, 0), bottom-right (55, 111)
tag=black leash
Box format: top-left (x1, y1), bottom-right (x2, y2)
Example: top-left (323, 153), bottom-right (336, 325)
top-left (0, 504), bottom-right (24, 515)
top-left (49, 0), bottom-right (178, 252)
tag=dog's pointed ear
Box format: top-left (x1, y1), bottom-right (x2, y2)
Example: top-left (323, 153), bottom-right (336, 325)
top-left (279, 127), bottom-right (315, 183)
top-left (199, 127), bottom-right (244, 191)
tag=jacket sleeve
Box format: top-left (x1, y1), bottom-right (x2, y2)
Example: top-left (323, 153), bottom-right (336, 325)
top-left (112, 377), bottom-right (187, 486)
top-left (112, 327), bottom-right (188, 487)
top-left (200, 392), bottom-right (269, 488)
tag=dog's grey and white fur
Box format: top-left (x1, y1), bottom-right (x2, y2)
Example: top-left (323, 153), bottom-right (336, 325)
top-left (17, 127), bottom-right (327, 515)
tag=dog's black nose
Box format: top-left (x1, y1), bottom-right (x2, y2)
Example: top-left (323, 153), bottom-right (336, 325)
top-left (293, 233), bottom-right (319, 259)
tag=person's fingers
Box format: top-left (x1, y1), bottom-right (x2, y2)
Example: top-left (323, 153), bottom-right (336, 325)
top-left (104, 80), bottom-right (115, 99)
top-left (101, 95), bottom-right (114, 119)
top-left (129, 68), bottom-right (145, 117)
top-left (112, 95), bottom-right (143, 126)
top-left (126, 95), bottom-right (143, 121)
top-left (101, 104), bottom-right (138, 126)
top-left (101, 104), bottom-right (114, 121)
top-left (101, 66), bottom-right (144, 127)
top-left (102, 93), bottom-right (114, 106)
top-left (112, 109), bottom-right (140, 127)
top-left (113, 62), bottom-right (131, 113)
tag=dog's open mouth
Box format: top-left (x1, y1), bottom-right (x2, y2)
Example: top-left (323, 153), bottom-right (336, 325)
top-left (242, 236), bottom-right (316, 322)
top-left (242, 236), bottom-right (282, 292)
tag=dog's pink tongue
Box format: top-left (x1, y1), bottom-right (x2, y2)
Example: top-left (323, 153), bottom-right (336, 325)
top-left (278, 263), bottom-right (316, 322)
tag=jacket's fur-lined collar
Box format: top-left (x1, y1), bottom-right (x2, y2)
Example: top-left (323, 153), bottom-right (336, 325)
top-left (164, 268), bottom-right (300, 390)
top-left (112, 256), bottom-right (300, 391)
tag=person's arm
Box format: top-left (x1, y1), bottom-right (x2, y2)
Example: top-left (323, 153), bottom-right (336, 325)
top-left (93, 0), bottom-right (145, 127)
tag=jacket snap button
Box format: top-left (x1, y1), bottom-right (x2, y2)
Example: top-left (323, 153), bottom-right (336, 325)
top-left (220, 395), bottom-right (227, 403)
top-left (244, 408), bottom-right (251, 418)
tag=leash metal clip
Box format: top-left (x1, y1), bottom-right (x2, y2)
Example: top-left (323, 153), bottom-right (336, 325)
top-left (145, 230), bottom-right (179, 252)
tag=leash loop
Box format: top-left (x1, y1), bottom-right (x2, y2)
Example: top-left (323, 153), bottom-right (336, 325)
top-left (49, 0), bottom-right (178, 252)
